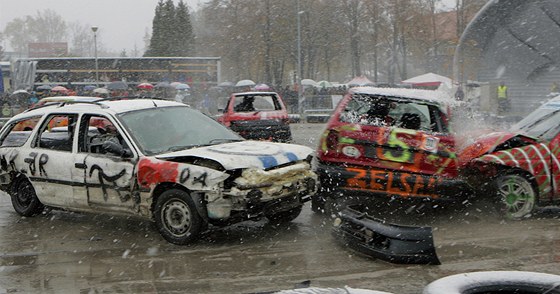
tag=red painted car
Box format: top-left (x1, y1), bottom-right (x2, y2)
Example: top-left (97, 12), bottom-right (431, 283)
top-left (459, 95), bottom-right (560, 219)
top-left (217, 91), bottom-right (292, 142)
top-left (313, 87), bottom-right (469, 212)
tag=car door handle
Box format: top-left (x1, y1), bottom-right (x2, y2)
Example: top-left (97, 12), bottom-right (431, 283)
top-left (75, 163), bottom-right (87, 169)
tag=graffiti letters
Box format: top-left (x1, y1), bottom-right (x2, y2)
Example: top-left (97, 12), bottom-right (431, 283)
top-left (89, 164), bottom-right (128, 202)
top-left (193, 172), bottom-right (208, 187)
top-left (179, 168), bottom-right (190, 183)
top-left (24, 152), bottom-right (49, 177)
top-left (346, 167), bottom-right (440, 198)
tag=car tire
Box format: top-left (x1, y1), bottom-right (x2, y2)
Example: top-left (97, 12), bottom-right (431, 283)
top-left (423, 271), bottom-right (560, 294)
top-left (11, 178), bottom-right (44, 217)
top-left (492, 172), bottom-right (537, 220)
top-left (266, 205), bottom-right (303, 223)
top-left (154, 189), bottom-right (203, 245)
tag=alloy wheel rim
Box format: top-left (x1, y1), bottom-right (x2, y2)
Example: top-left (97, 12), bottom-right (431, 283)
top-left (498, 176), bottom-right (535, 218)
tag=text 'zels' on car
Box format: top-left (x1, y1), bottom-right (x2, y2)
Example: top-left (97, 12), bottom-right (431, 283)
top-left (312, 87), bottom-right (470, 213)
top-left (0, 97), bottom-right (317, 244)
top-left (217, 91), bottom-right (292, 142)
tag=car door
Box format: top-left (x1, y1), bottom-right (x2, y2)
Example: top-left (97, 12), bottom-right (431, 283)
top-left (72, 113), bottom-right (138, 213)
top-left (29, 113), bottom-right (77, 208)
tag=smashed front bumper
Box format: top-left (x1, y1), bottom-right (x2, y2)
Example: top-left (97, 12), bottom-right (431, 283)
top-left (332, 206), bottom-right (440, 265)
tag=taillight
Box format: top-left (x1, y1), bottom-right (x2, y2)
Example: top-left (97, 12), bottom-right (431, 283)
top-left (326, 130), bottom-right (339, 150)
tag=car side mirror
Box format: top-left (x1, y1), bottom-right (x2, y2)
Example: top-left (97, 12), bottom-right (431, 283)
top-left (102, 141), bottom-right (132, 158)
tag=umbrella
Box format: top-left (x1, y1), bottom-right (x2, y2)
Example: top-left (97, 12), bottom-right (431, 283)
top-left (218, 81), bottom-right (234, 87)
top-left (93, 88), bottom-right (109, 94)
top-left (254, 83), bottom-right (271, 91)
top-left (83, 85), bottom-right (97, 91)
top-left (36, 85), bottom-right (52, 91)
top-left (170, 82), bottom-right (181, 88)
top-left (155, 81), bottom-right (171, 88)
top-left (12, 89), bottom-right (30, 95)
top-left (301, 79), bottom-right (318, 87)
top-left (137, 83), bottom-right (154, 90)
top-left (107, 81), bottom-right (128, 90)
top-left (317, 80), bottom-right (333, 88)
top-left (175, 83), bottom-right (190, 90)
top-left (235, 79), bottom-right (256, 87)
top-left (51, 86), bottom-right (68, 92)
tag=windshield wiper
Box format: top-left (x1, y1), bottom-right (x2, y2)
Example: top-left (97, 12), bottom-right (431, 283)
top-left (208, 138), bottom-right (244, 144)
top-left (165, 145), bottom-right (196, 152)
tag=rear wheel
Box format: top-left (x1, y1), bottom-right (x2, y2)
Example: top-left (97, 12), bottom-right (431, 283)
top-left (493, 173), bottom-right (536, 220)
top-left (154, 189), bottom-right (204, 245)
top-left (11, 178), bottom-right (44, 217)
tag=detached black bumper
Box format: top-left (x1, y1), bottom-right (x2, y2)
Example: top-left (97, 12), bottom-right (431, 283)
top-left (332, 206), bottom-right (440, 265)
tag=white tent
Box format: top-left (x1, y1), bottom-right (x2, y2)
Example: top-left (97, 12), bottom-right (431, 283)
top-left (346, 76), bottom-right (375, 87)
top-left (401, 73), bottom-right (452, 88)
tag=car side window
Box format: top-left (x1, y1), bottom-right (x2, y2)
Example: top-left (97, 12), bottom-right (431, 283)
top-left (0, 116), bottom-right (42, 147)
top-left (35, 114), bottom-right (78, 152)
top-left (78, 114), bottom-right (131, 156)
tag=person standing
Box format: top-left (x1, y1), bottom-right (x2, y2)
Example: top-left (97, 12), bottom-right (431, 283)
top-left (497, 81), bottom-right (509, 114)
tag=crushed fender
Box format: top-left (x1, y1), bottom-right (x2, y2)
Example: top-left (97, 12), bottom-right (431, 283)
top-left (332, 206), bottom-right (440, 265)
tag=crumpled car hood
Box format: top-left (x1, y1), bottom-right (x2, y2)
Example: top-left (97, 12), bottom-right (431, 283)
top-left (155, 140), bottom-right (313, 170)
top-left (458, 131), bottom-right (537, 165)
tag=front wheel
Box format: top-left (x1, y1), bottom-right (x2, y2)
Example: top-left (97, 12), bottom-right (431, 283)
top-left (493, 173), bottom-right (536, 220)
top-left (154, 189), bottom-right (204, 245)
top-left (11, 178), bottom-right (44, 217)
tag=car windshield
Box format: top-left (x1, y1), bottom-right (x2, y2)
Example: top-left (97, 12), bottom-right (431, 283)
top-left (119, 105), bottom-right (242, 155)
top-left (510, 104), bottom-right (560, 140)
top-left (340, 94), bottom-right (447, 133)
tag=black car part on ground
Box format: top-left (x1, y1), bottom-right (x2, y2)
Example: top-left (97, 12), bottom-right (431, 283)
top-left (332, 205), bottom-right (440, 265)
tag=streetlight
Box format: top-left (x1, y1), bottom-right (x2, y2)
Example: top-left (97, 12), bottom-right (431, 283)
top-left (91, 26), bottom-right (99, 87)
top-left (296, 0), bottom-right (304, 115)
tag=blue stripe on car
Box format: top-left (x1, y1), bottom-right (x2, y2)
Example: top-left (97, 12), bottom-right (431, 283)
top-left (285, 152), bottom-right (298, 162)
top-left (259, 156), bottom-right (278, 169)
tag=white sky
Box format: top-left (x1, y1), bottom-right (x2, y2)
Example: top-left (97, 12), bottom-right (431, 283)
top-left (0, 0), bottom-right (204, 53)
top-left (0, 0), bottom-right (457, 54)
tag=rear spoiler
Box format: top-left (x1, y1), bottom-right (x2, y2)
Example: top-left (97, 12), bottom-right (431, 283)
top-left (332, 206), bottom-right (440, 265)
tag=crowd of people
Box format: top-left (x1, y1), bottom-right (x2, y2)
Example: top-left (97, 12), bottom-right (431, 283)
top-left (0, 81), bottom-right (353, 118)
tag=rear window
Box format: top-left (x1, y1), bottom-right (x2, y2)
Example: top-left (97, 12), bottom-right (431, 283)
top-left (339, 94), bottom-right (448, 133)
top-left (233, 94), bottom-right (282, 112)
top-left (0, 116), bottom-right (42, 147)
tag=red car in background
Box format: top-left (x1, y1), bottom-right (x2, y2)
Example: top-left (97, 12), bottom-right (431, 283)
top-left (313, 87), bottom-right (469, 212)
top-left (217, 92), bottom-right (292, 142)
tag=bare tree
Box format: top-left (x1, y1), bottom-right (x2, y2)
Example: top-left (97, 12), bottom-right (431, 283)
top-left (68, 22), bottom-right (95, 57)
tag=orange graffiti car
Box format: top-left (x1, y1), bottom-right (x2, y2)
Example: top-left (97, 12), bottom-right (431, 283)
top-left (313, 87), bottom-right (470, 212)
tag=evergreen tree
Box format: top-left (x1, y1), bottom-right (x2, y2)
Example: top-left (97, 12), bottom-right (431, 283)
top-left (160, 0), bottom-right (176, 56)
top-left (174, 0), bottom-right (195, 56)
top-left (145, 0), bottom-right (165, 56)
top-left (145, 0), bottom-right (196, 57)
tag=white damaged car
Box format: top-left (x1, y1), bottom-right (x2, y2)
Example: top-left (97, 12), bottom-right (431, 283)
top-left (0, 98), bottom-right (317, 244)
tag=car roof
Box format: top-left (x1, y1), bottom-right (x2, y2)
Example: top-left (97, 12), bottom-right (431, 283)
top-left (348, 86), bottom-right (454, 105)
top-left (232, 91), bottom-right (278, 96)
top-left (12, 97), bottom-right (185, 120)
top-left (37, 96), bottom-right (100, 103)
